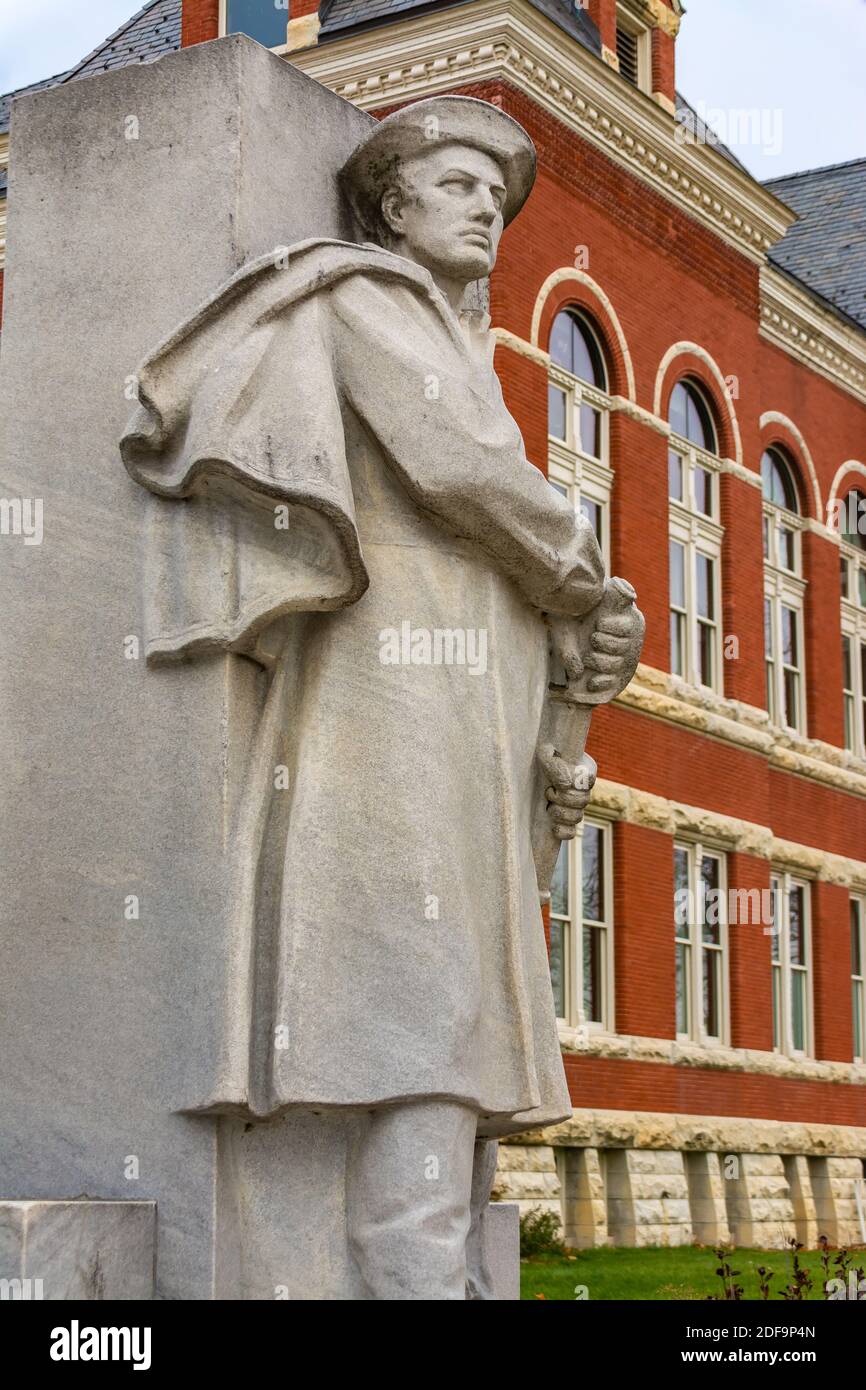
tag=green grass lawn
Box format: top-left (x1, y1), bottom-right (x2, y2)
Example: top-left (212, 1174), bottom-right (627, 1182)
top-left (520, 1246), bottom-right (858, 1300)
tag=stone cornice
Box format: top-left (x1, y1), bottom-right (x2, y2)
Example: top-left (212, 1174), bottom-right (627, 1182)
top-left (555, 1027), bottom-right (866, 1089)
top-left (294, 0), bottom-right (795, 263)
top-left (760, 264), bottom-right (866, 407)
top-left (525, 1108), bottom-right (866, 1156)
top-left (591, 772), bottom-right (866, 888)
top-left (616, 663), bottom-right (866, 800)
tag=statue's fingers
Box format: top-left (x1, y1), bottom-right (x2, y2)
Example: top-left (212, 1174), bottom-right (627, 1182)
top-left (548, 805), bottom-right (584, 827)
top-left (595, 613), bottom-right (636, 636)
top-left (587, 674), bottom-right (616, 692)
top-left (546, 786), bottom-right (590, 808)
top-left (591, 632), bottom-right (629, 654)
top-left (553, 823), bottom-right (577, 840)
top-left (537, 743), bottom-right (574, 790)
top-left (585, 652), bottom-right (624, 674)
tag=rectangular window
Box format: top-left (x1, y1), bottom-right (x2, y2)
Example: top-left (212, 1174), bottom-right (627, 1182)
top-left (674, 841), bottom-right (727, 1043)
top-left (769, 872), bottom-right (812, 1057)
top-left (547, 366), bottom-right (612, 565)
top-left (224, 0), bottom-right (290, 48)
top-left (852, 896), bottom-right (865, 1063)
top-left (765, 588), bottom-right (805, 733)
top-left (668, 446), bottom-right (723, 691)
top-left (549, 820), bottom-right (613, 1030)
top-left (843, 635), bottom-right (854, 751)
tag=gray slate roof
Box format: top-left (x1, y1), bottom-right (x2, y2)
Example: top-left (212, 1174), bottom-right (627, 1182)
top-left (765, 159), bottom-right (866, 332)
top-left (320, 0), bottom-right (601, 51)
top-left (0, 0), bottom-right (180, 135)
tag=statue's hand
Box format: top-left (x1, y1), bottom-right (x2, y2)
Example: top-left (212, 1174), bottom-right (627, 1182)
top-left (580, 601), bottom-right (645, 694)
top-left (536, 747), bottom-right (597, 841)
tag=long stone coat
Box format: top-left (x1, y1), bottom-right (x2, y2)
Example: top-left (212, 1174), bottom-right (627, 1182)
top-left (121, 240), bottom-right (605, 1137)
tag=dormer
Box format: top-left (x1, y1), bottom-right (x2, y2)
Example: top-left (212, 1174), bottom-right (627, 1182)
top-left (586, 0), bottom-right (683, 114)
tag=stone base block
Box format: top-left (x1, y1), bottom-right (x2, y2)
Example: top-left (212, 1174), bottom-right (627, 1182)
top-left (0, 1201), bottom-right (156, 1300)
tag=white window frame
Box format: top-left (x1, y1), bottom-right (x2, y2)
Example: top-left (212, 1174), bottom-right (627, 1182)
top-left (841, 543), bottom-right (866, 757)
top-left (668, 435), bottom-right (724, 692)
top-left (852, 895), bottom-right (865, 1064)
top-left (615, 5), bottom-right (652, 94)
top-left (674, 840), bottom-right (729, 1046)
top-left (769, 871), bottom-right (813, 1060)
top-left (548, 358), bottom-right (613, 568)
top-left (762, 467), bottom-right (806, 733)
top-left (549, 816), bottom-right (615, 1034)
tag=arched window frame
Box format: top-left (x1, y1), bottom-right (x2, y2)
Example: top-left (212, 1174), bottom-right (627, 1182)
top-left (762, 447), bottom-right (807, 735)
top-left (840, 490), bottom-right (866, 757)
top-left (547, 309), bottom-right (613, 566)
top-left (667, 379), bottom-right (724, 692)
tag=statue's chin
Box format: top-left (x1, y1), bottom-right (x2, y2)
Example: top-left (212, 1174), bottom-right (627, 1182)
top-left (431, 247), bottom-right (493, 285)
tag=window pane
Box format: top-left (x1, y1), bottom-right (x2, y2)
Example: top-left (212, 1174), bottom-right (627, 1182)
top-left (226, 0), bottom-right (289, 46)
top-left (772, 967), bottom-right (781, 1048)
top-left (783, 669), bottom-right (799, 729)
top-left (700, 854), bottom-right (721, 945)
top-left (851, 900), bottom-right (862, 975)
top-left (674, 846), bottom-right (690, 936)
top-left (580, 496), bottom-right (602, 544)
top-left (854, 981), bottom-right (863, 1062)
top-left (791, 970), bottom-right (806, 1052)
top-left (572, 319), bottom-right (605, 388)
top-left (579, 403), bottom-right (601, 458)
top-left (676, 942), bottom-right (689, 1033)
top-left (778, 526), bottom-right (795, 570)
top-left (698, 622), bottom-right (714, 687)
top-left (549, 919), bottom-right (565, 1018)
top-left (670, 612), bottom-right (685, 677)
top-left (583, 926), bottom-right (604, 1024)
top-left (781, 606), bottom-right (798, 666)
top-left (769, 878), bottom-right (780, 961)
top-left (669, 382), bottom-right (689, 439)
top-left (694, 466), bottom-right (713, 517)
top-left (764, 599), bottom-right (774, 659)
top-left (840, 555), bottom-right (849, 599)
top-left (696, 554), bottom-right (714, 620)
top-left (859, 568), bottom-right (866, 607)
top-left (789, 885), bottom-right (806, 966)
top-left (548, 384), bottom-right (567, 440)
top-left (703, 948), bottom-right (721, 1038)
top-left (670, 542), bottom-right (686, 608)
top-left (842, 635), bottom-right (852, 689)
top-left (551, 840), bottom-right (568, 917)
top-left (668, 450), bottom-right (683, 501)
top-left (763, 514), bottom-right (770, 560)
top-left (582, 823), bottom-right (603, 922)
top-left (549, 312), bottom-right (573, 372)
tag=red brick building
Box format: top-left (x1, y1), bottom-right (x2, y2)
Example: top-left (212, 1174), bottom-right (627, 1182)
top-left (2, 0), bottom-right (864, 1247)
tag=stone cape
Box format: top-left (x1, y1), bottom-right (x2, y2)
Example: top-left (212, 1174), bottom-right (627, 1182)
top-left (121, 238), bottom-right (605, 1136)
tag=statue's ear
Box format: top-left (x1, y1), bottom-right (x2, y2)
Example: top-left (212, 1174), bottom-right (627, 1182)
top-left (380, 186), bottom-right (404, 238)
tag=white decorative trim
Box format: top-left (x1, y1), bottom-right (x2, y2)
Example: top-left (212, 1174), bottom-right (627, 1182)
top-left (591, 772), bottom-right (866, 888)
top-left (828, 459), bottom-right (866, 512)
top-left (653, 340), bottom-right (743, 465)
top-left (760, 265), bottom-right (866, 407)
top-left (291, 0), bottom-right (796, 262)
top-left (555, 1029), bottom-right (866, 1088)
top-left (616, 662), bottom-right (866, 799)
top-left (490, 325), bottom-right (549, 366)
top-left (529, 265), bottom-right (636, 400)
top-left (609, 394), bottom-right (669, 434)
top-left (759, 410), bottom-right (822, 519)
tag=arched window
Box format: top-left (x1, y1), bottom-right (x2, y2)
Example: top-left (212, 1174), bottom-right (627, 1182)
top-left (840, 489), bottom-right (866, 754)
top-left (762, 447), bottom-right (806, 733)
top-left (667, 379), bottom-right (722, 690)
top-left (547, 309), bottom-right (613, 562)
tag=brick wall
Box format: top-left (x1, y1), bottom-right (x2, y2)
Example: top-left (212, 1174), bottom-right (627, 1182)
top-left (181, 0), bottom-right (219, 46)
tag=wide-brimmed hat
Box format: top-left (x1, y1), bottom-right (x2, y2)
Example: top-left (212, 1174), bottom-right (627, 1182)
top-left (339, 95), bottom-right (537, 235)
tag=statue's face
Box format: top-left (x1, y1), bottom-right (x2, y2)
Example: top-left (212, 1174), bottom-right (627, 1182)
top-left (381, 142), bottom-right (506, 286)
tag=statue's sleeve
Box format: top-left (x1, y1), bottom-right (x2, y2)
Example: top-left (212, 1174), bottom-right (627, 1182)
top-left (329, 277), bottom-right (605, 619)
top-left (121, 282), bottom-right (369, 665)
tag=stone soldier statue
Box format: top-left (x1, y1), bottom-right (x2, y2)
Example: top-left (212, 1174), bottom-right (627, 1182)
top-left (120, 96), bottom-right (643, 1299)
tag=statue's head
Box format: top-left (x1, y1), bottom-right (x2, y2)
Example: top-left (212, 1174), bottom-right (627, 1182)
top-left (340, 97), bottom-right (536, 290)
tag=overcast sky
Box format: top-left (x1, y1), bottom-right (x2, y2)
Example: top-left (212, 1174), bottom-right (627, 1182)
top-left (1, 0), bottom-right (863, 180)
